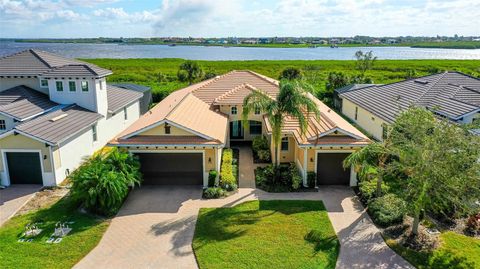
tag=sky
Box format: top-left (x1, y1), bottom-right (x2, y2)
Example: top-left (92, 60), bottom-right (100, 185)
top-left (0, 0), bottom-right (479, 38)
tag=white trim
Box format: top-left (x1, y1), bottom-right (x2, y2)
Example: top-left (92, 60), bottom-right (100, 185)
top-left (128, 149), bottom-right (207, 187)
top-left (1, 149), bottom-right (45, 186)
top-left (122, 119), bottom-right (214, 141)
top-left (112, 143), bottom-right (222, 148)
top-left (0, 129), bottom-right (14, 139)
top-left (314, 149), bottom-right (355, 187)
top-left (311, 127), bottom-right (365, 141)
top-left (303, 149), bottom-right (308, 186)
top-left (298, 143), bottom-right (368, 148)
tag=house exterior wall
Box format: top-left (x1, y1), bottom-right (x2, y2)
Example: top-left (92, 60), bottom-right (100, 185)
top-left (279, 135), bottom-right (295, 163)
top-left (141, 123), bottom-right (193, 136)
top-left (0, 77), bottom-right (46, 93)
top-left (460, 112), bottom-right (480, 124)
top-left (342, 98), bottom-right (387, 141)
top-left (219, 105), bottom-right (265, 141)
top-left (0, 133), bottom-right (55, 186)
top-left (0, 115), bottom-right (15, 133)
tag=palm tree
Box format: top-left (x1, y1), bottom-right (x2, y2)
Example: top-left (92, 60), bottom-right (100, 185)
top-left (178, 60), bottom-right (204, 85)
top-left (242, 80), bottom-right (320, 171)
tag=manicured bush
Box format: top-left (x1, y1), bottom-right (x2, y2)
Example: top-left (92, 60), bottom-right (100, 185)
top-left (257, 150), bottom-right (271, 162)
top-left (368, 194), bottom-right (407, 227)
top-left (70, 148), bottom-right (141, 216)
top-left (252, 135), bottom-right (269, 152)
top-left (220, 149), bottom-right (236, 189)
top-left (208, 170), bottom-right (218, 187)
top-left (358, 179), bottom-right (390, 204)
top-left (307, 172), bottom-right (316, 188)
top-left (289, 163), bottom-right (302, 190)
top-left (202, 187), bottom-right (226, 199)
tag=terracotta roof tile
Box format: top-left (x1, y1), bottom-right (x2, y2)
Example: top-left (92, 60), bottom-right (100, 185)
top-left (111, 135), bottom-right (219, 145)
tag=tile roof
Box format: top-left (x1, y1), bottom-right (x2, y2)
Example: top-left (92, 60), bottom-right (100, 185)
top-left (110, 135), bottom-right (219, 146)
top-left (264, 93), bottom-right (369, 146)
top-left (0, 85), bottom-right (58, 120)
top-left (106, 84), bottom-right (143, 113)
top-left (335, 84), bottom-right (378, 94)
top-left (15, 105), bottom-right (103, 145)
top-left (0, 49), bottom-right (111, 77)
top-left (213, 83), bottom-right (267, 105)
top-left (111, 83), bottom-right (151, 93)
top-left (340, 72), bottom-right (480, 123)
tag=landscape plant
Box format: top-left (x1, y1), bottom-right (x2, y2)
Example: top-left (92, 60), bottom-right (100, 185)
top-left (202, 187), bottom-right (226, 199)
top-left (70, 148), bottom-right (141, 216)
top-left (208, 170), bottom-right (218, 187)
top-left (252, 135), bottom-right (271, 162)
top-left (279, 67), bottom-right (302, 80)
top-left (368, 194), bottom-right (407, 227)
top-left (177, 60), bottom-right (203, 85)
top-left (220, 149), bottom-right (237, 191)
top-left (354, 50), bottom-right (377, 75)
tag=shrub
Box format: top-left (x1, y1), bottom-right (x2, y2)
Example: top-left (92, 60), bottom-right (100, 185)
top-left (465, 213), bottom-right (480, 236)
top-left (252, 135), bottom-right (269, 152)
top-left (208, 170), bottom-right (217, 187)
top-left (358, 179), bottom-right (389, 204)
top-left (202, 187), bottom-right (226, 199)
top-left (368, 194), bottom-right (407, 227)
top-left (70, 148), bottom-right (141, 216)
top-left (203, 71), bottom-right (217, 80)
top-left (220, 149), bottom-right (236, 189)
top-left (289, 163), bottom-right (302, 190)
top-left (257, 150), bottom-right (271, 162)
top-left (279, 67), bottom-right (302, 80)
top-left (307, 172), bottom-right (316, 188)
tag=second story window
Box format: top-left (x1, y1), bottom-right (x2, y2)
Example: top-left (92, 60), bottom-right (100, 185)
top-left (56, 81), bottom-right (63, 92)
top-left (69, 81), bottom-right (76, 92)
top-left (81, 81), bottom-right (89, 92)
top-left (254, 107), bottom-right (261, 115)
top-left (164, 123), bottom-right (171, 134)
top-left (0, 120), bottom-right (6, 130)
top-left (40, 79), bottom-right (48, 88)
top-left (354, 107), bottom-right (358, 120)
top-left (92, 124), bottom-right (98, 142)
top-left (124, 107), bottom-right (128, 120)
top-left (281, 137), bottom-right (289, 151)
top-left (231, 106), bottom-right (237, 115)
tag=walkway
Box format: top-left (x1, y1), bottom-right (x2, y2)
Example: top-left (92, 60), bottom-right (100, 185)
top-left (234, 145), bottom-right (256, 188)
top-left (0, 184), bottom-right (39, 226)
top-left (76, 186), bottom-right (412, 269)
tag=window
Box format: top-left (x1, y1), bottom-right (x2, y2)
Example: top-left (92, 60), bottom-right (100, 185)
top-left (281, 137), bottom-right (289, 151)
top-left (69, 81), bottom-right (76, 92)
top-left (0, 120), bottom-right (6, 130)
top-left (124, 107), bottom-right (128, 120)
top-left (354, 106), bottom-right (358, 120)
top-left (249, 121), bottom-right (262, 135)
top-left (164, 123), bottom-right (171, 134)
top-left (382, 124), bottom-right (388, 140)
top-left (40, 79), bottom-right (48, 88)
top-left (81, 81), bottom-right (89, 92)
top-left (254, 107), bottom-right (261, 115)
top-left (56, 81), bottom-right (63, 92)
top-left (92, 124), bottom-right (97, 142)
top-left (231, 106), bottom-right (237, 115)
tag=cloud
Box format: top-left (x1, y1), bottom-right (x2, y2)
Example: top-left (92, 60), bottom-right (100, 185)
top-left (93, 7), bottom-right (156, 23)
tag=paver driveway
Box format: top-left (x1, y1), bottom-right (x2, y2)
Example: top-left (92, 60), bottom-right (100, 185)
top-left (0, 184), bottom-right (39, 226)
top-left (76, 186), bottom-right (412, 269)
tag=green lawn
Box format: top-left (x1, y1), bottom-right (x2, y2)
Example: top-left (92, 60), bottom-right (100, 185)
top-left (192, 200), bottom-right (339, 269)
top-left (0, 195), bottom-right (109, 269)
top-left (386, 232), bottom-right (480, 269)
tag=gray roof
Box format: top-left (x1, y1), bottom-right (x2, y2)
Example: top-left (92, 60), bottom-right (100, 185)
top-left (15, 105), bottom-right (103, 145)
top-left (0, 49), bottom-right (111, 77)
top-left (0, 85), bottom-right (58, 120)
top-left (111, 83), bottom-right (151, 92)
top-left (335, 84), bottom-right (377, 94)
top-left (340, 72), bottom-right (480, 123)
top-left (106, 84), bottom-right (143, 113)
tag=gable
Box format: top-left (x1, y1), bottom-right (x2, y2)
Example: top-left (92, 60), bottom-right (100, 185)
top-left (140, 123), bottom-right (196, 136)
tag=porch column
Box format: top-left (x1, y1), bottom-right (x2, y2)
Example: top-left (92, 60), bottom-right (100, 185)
top-left (303, 148), bottom-right (308, 187)
top-left (349, 166), bottom-right (358, 186)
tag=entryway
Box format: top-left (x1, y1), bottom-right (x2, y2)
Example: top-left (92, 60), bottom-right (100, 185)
top-left (5, 152), bottom-right (43, 184)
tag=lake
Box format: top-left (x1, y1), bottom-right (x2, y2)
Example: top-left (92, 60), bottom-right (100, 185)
top-left (1, 41), bottom-right (480, 60)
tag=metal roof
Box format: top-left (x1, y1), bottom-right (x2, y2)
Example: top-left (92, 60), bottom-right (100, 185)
top-left (335, 84), bottom-right (378, 94)
top-left (0, 49), bottom-right (111, 77)
top-left (340, 72), bottom-right (480, 123)
top-left (111, 83), bottom-right (151, 93)
top-left (15, 105), bottom-right (103, 145)
top-left (0, 85), bottom-right (58, 120)
top-left (106, 84), bottom-right (143, 113)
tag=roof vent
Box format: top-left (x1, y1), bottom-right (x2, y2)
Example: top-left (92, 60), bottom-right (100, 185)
top-left (50, 114), bottom-right (68, 122)
top-left (414, 79), bottom-right (429, 85)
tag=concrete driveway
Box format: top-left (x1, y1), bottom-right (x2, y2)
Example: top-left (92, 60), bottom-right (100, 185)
top-left (76, 186), bottom-right (412, 269)
top-left (0, 184), bottom-right (40, 226)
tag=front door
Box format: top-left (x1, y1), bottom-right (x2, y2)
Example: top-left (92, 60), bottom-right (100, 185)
top-left (230, 121), bottom-right (244, 139)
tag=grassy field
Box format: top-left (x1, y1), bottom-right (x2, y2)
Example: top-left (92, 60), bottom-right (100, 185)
top-left (386, 232), bottom-right (480, 269)
top-left (0, 195), bottom-right (109, 269)
top-left (83, 58), bottom-right (480, 104)
top-left (192, 200), bottom-right (339, 269)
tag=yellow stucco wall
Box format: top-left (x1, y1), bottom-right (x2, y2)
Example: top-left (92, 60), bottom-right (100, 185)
top-left (219, 105), bottom-right (266, 141)
top-left (279, 136), bottom-right (295, 163)
top-left (0, 134), bottom-right (52, 172)
top-left (204, 148), bottom-right (216, 172)
top-left (342, 99), bottom-right (387, 141)
top-left (140, 123), bottom-right (194, 136)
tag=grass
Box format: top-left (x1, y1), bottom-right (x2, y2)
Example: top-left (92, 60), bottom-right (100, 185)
top-left (192, 200), bottom-right (339, 269)
top-left (82, 58), bottom-right (480, 105)
top-left (386, 232), bottom-right (480, 269)
top-left (0, 194), bottom-right (110, 269)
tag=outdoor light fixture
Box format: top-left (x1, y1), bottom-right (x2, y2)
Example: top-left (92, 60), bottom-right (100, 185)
top-left (208, 157), bottom-right (212, 163)
top-left (310, 158), bottom-right (314, 162)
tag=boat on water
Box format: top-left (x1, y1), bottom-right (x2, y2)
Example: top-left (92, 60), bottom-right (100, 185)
top-left (168, 43), bottom-right (177, 47)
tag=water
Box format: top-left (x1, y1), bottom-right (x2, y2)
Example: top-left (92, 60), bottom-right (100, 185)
top-left (1, 41), bottom-right (480, 60)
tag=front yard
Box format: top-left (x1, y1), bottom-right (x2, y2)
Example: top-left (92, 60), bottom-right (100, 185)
top-left (0, 190), bottom-right (110, 269)
top-left (192, 200), bottom-right (339, 269)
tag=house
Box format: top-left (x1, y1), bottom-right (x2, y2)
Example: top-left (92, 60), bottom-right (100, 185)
top-left (333, 84), bottom-right (378, 111)
top-left (338, 72), bottom-right (480, 141)
top-left (110, 71), bottom-right (370, 188)
top-left (0, 49), bottom-right (149, 186)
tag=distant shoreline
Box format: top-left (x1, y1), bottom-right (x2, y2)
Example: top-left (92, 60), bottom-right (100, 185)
top-left (10, 40), bottom-right (480, 50)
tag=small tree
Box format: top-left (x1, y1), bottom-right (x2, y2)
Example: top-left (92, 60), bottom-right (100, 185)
top-left (325, 71), bottom-right (349, 92)
top-left (405, 69), bottom-right (417, 79)
top-left (389, 108), bottom-right (480, 236)
top-left (354, 50), bottom-right (377, 75)
top-left (177, 60), bottom-right (203, 85)
top-left (279, 67), bottom-right (302, 80)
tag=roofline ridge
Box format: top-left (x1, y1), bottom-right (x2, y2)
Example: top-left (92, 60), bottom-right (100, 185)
top-left (165, 91), bottom-right (195, 119)
top-left (29, 49), bottom-right (53, 68)
top-left (214, 83), bottom-right (247, 102)
top-left (415, 71), bottom-right (448, 106)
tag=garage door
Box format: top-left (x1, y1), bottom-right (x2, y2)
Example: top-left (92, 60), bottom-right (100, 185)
top-left (316, 153), bottom-right (350, 185)
top-left (6, 152), bottom-right (43, 184)
top-left (136, 153), bottom-right (203, 185)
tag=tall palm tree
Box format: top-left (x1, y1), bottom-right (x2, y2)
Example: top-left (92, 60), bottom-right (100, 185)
top-left (242, 80), bottom-right (320, 169)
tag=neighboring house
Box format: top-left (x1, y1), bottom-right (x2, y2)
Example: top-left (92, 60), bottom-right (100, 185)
top-left (339, 72), bottom-right (480, 141)
top-left (0, 49), bottom-right (149, 186)
top-left (333, 84), bottom-right (378, 111)
top-left (110, 71), bottom-right (370, 187)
